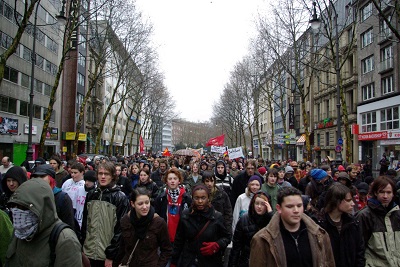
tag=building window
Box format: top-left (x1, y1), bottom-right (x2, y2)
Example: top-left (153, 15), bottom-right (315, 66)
top-left (361, 2), bottom-right (372, 21)
top-left (34, 105), bottom-right (42, 119)
top-left (105, 126), bottom-right (109, 134)
top-left (0, 95), bottom-right (17, 114)
top-left (78, 53), bottom-right (85, 67)
top-left (34, 79), bottom-right (43, 94)
top-left (325, 132), bottom-right (330, 146)
top-left (362, 55), bottom-right (374, 74)
top-left (77, 73), bottom-right (85, 86)
top-left (361, 28), bottom-right (373, 48)
top-left (79, 34), bottom-right (86, 49)
top-left (22, 46), bottom-right (32, 62)
top-left (361, 112), bottom-right (377, 132)
top-left (380, 45), bottom-right (393, 70)
top-left (44, 83), bottom-right (51, 96)
top-left (19, 100), bottom-right (28, 116)
top-left (21, 73), bottom-right (30, 88)
top-left (380, 106), bottom-right (399, 130)
top-left (36, 54), bottom-right (44, 69)
top-left (381, 75), bottom-right (394, 95)
top-left (362, 83), bottom-right (375, 101)
top-left (3, 66), bottom-right (18, 83)
top-left (0, 31), bottom-right (13, 49)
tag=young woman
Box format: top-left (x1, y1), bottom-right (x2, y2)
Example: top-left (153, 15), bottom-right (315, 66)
top-left (154, 168), bottom-right (192, 244)
top-left (134, 169), bottom-right (158, 204)
top-left (261, 168), bottom-right (279, 211)
top-left (170, 184), bottom-right (231, 267)
top-left (114, 187), bottom-right (172, 267)
top-left (49, 156), bottom-right (69, 188)
top-left (129, 163), bottom-right (140, 189)
top-left (229, 191), bottom-right (273, 267)
top-left (315, 183), bottom-right (365, 267)
top-left (187, 162), bottom-right (202, 190)
top-left (151, 158), bottom-right (160, 173)
top-left (230, 161), bottom-right (240, 178)
top-left (232, 175), bottom-right (262, 232)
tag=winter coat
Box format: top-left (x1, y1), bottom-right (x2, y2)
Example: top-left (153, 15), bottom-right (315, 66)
top-left (81, 185), bottom-right (129, 261)
top-left (5, 179), bottom-right (82, 267)
top-left (0, 209), bottom-right (12, 266)
top-left (232, 189), bottom-right (252, 232)
top-left (261, 183), bottom-right (279, 212)
top-left (114, 212), bottom-right (172, 267)
top-left (315, 212), bottom-right (365, 267)
top-left (53, 188), bottom-right (76, 231)
top-left (356, 198), bottom-right (400, 267)
top-left (231, 171), bottom-right (262, 207)
top-left (249, 212), bottom-right (335, 267)
top-left (186, 174), bottom-right (202, 189)
top-left (210, 186), bottom-right (233, 233)
top-left (150, 169), bottom-right (165, 188)
top-left (171, 206), bottom-right (231, 267)
top-left (229, 211), bottom-right (273, 267)
top-left (55, 167), bottom-right (68, 188)
top-left (117, 175), bottom-right (133, 197)
top-left (134, 180), bottom-right (159, 203)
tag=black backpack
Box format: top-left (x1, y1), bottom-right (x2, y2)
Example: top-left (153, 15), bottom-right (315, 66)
top-left (49, 221), bottom-right (71, 266)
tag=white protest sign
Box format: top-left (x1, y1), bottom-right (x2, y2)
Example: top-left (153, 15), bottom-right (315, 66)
top-left (228, 147), bottom-right (244, 159)
top-left (211, 146), bottom-right (228, 154)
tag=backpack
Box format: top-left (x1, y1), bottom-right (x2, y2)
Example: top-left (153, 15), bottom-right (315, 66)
top-left (49, 222), bottom-right (71, 267)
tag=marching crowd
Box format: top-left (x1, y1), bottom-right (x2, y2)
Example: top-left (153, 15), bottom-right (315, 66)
top-left (0, 153), bottom-right (399, 267)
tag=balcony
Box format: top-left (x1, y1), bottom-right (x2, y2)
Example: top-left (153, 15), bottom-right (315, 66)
top-left (378, 29), bottom-right (392, 44)
top-left (379, 57), bottom-right (393, 73)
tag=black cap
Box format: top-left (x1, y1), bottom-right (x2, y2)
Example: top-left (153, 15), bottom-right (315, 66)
top-left (32, 164), bottom-right (55, 178)
top-left (84, 170), bottom-right (97, 182)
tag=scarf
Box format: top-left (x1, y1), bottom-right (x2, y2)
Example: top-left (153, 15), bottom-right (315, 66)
top-left (168, 188), bottom-right (180, 204)
top-left (167, 187), bottom-right (184, 242)
top-left (11, 208), bottom-right (39, 240)
top-left (252, 212), bottom-right (271, 229)
top-left (130, 206), bottom-right (155, 240)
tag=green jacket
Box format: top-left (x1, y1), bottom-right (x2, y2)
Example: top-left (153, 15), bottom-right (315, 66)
top-left (5, 179), bottom-right (82, 267)
top-left (0, 209), bottom-right (12, 265)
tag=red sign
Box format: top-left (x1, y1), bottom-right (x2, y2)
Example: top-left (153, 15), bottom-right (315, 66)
top-left (358, 131), bottom-right (388, 141)
top-left (206, 134), bottom-right (225, 147)
top-left (351, 124), bottom-right (359, 135)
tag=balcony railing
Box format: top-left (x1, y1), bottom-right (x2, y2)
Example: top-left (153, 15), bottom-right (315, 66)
top-left (379, 57), bottom-right (393, 72)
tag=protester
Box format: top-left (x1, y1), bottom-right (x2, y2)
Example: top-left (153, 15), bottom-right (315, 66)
top-left (0, 157), bottom-right (13, 174)
top-left (261, 168), bottom-right (279, 212)
top-left (83, 170), bottom-right (97, 192)
top-left (277, 167), bottom-right (292, 188)
top-left (129, 163), bottom-right (140, 189)
top-left (151, 158), bottom-right (168, 187)
top-left (81, 161), bottom-right (130, 267)
top-left (314, 183), bottom-right (365, 267)
top-left (5, 179), bottom-right (82, 266)
top-left (154, 168), bottom-right (192, 244)
top-left (114, 187), bottom-right (172, 266)
top-left (229, 191), bottom-right (273, 267)
top-left (379, 153), bottom-right (389, 175)
top-left (187, 162), bottom-right (202, 190)
top-left (356, 176), bottom-right (400, 266)
top-left (231, 159), bottom-right (260, 206)
top-left (170, 184), bottom-right (231, 267)
top-left (230, 161), bottom-right (240, 178)
top-left (116, 163), bottom-right (133, 196)
top-left (134, 168), bottom-right (159, 204)
top-left (214, 160), bottom-right (233, 202)
top-left (49, 156), bottom-right (69, 188)
top-left (0, 166), bottom-right (27, 217)
top-left (284, 166), bottom-right (298, 188)
top-left (232, 175), bottom-right (262, 232)
top-left (0, 209), bottom-right (12, 266)
top-left (249, 187), bottom-right (334, 266)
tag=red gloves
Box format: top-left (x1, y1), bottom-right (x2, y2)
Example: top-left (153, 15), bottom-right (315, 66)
top-left (170, 264), bottom-right (177, 267)
top-left (200, 242), bottom-right (220, 256)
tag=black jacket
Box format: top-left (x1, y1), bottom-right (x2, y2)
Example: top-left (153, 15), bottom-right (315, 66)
top-left (229, 211), bottom-right (273, 267)
top-left (150, 169), bottom-right (165, 187)
top-left (315, 212), bottom-right (365, 267)
top-left (117, 175), bottom-right (133, 197)
top-left (171, 207), bottom-right (231, 267)
top-left (134, 180), bottom-right (159, 203)
top-left (211, 186), bottom-right (233, 233)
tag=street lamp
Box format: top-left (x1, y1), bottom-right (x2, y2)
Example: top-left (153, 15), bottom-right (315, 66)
top-left (309, 0), bottom-right (343, 165)
top-left (26, 0), bottom-right (66, 163)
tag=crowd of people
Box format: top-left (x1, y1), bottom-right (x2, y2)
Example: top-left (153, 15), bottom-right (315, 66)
top-left (0, 153), bottom-right (399, 267)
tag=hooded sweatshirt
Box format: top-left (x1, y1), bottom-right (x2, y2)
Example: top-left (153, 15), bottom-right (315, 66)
top-left (5, 179), bottom-right (82, 267)
top-left (1, 166), bottom-right (27, 197)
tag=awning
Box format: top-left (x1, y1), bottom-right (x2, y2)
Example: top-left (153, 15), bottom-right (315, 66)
top-left (296, 134), bottom-right (306, 146)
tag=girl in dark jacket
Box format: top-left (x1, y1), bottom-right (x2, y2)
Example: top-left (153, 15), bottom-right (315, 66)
top-left (171, 184), bottom-right (231, 267)
top-left (114, 187), bottom-right (172, 267)
top-left (314, 183), bottom-right (365, 267)
top-left (228, 191), bottom-right (273, 267)
top-left (134, 169), bottom-right (158, 204)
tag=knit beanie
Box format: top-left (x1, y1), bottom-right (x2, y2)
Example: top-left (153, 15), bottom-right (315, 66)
top-left (338, 165), bottom-right (346, 171)
top-left (285, 166), bottom-right (294, 173)
top-left (310, 169), bottom-right (328, 181)
top-left (248, 175), bottom-right (262, 187)
top-left (258, 167), bottom-right (267, 176)
top-left (84, 170), bottom-right (97, 183)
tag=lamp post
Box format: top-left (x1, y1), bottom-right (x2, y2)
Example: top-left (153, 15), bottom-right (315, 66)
top-left (26, 0), bottom-right (67, 163)
top-left (310, 0), bottom-right (343, 165)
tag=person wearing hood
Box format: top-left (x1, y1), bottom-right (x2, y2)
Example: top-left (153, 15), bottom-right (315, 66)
top-left (81, 161), bottom-right (130, 267)
top-left (49, 156), bottom-right (68, 188)
top-left (356, 176), bottom-right (400, 266)
top-left (170, 184), bottom-right (231, 267)
top-left (229, 191), bottom-right (273, 267)
top-left (31, 164), bottom-right (76, 232)
top-left (5, 178), bottom-right (82, 266)
top-left (305, 168), bottom-right (333, 211)
top-left (232, 175), bottom-right (262, 232)
top-left (214, 160), bottom-right (233, 202)
top-left (0, 166), bottom-right (27, 217)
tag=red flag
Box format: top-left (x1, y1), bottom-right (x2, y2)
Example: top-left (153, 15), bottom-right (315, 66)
top-left (162, 147), bottom-right (171, 157)
top-left (139, 136), bottom-right (144, 153)
top-left (206, 134), bottom-right (225, 147)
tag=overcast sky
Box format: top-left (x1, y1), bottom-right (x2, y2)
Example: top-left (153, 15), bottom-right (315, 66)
top-left (135, 0), bottom-right (268, 122)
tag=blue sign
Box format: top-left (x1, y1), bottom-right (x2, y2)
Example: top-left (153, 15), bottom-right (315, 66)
top-left (338, 138), bottom-right (343, 145)
top-left (335, 145), bottom-right (342, 153)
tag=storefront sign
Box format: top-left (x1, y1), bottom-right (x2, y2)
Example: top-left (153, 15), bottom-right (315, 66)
top-left (46, 127), bottom-right (58, 140)
top-left (358, 131), bottom-right (388, 141)
top-left (24, 124), bottom-right (37, 135)
top-left (289, 104), bottom-right (295, 129)
top-left (0, 117), bottom-right (18, 134)
top-left (380, 139), bottom-right (400, 145)
top-left (387, 130), bottom-right (400, 139)
top-left (63, 132), bottom-right (87, 141)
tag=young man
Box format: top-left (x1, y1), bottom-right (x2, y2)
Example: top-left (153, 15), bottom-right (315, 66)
top-left (356, 176), bottom-right (400, 266)
top-left (81, 161), bottom-right (129, 267)
top-left (5, 179), bottom-right (82, 266)
top-left (0, 166), bottom-right (27, 215)
top-left (61, 163), bottom-right (87, 228)
top-left (249, 187), bottom-right (334, 267)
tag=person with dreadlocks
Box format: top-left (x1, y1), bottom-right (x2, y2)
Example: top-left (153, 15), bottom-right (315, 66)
top-left (170, 184), bottom-right (231, 267)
